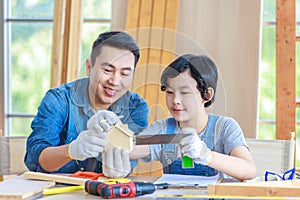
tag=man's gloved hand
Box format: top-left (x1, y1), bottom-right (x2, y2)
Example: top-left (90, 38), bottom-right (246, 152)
top-left (102, 147), bottom-right (131, 178)
top-left (179, 127), bottom-right (212, 165)
top-left (68, 129), bottom-right (108, 161)
top-left (87, 110), bottom-right (122, 132)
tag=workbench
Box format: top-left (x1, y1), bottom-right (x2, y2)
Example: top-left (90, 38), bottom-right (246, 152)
top-left (1, 173), bottom-right (300, 200)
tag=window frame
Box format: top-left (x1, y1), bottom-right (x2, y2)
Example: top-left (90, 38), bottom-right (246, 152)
top-left (0, 0), bottom-right (112, 136)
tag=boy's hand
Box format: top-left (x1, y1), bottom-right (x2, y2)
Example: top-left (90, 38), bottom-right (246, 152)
top-left (87, 110), bottom-right (122, 132)
top-left (179, 128), bottom-right (212, 165)
top-left (68, 129), bottom-right (108, 160)
top-left (102, 147), bottom-right (131, 178)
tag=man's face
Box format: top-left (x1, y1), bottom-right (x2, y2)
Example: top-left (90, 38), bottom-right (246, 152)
top-left (87, 45), bottom-right (135, 110)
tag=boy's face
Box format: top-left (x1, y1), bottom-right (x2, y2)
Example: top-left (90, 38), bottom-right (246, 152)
top-left (86, 45), bottom-right (135, 110)
top-left (165, 70), bottom-right (205, 123)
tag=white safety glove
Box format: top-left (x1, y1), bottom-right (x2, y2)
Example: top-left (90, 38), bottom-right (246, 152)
top-left (179, 127), bottom-right (212, 165)
top-left (102, 147), bottom-right (131, 178)
top-left (68, 129), bottom-right (108, 161)
top-left (87, 110), bottom-right (122, 132)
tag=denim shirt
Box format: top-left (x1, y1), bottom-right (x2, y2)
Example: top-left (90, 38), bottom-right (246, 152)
top-left (24, 78), bottom-right (149, 173)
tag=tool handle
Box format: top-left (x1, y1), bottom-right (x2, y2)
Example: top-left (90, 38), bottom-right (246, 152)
top-left (85, 180), bottom-right (156, 199)
top-left (85, 180), bottom-right (136, 199)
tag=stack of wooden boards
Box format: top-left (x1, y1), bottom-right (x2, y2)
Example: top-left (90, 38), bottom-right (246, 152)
top-left (208, 180), bottom-right (300, 197)
top-left (0, 175), bottom-right (55, 199)
top-left (0, 172), bottom-right (109, 199)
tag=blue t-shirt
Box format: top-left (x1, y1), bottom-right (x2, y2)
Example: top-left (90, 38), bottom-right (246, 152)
top-left (24, 78), bottom-right (148, 173)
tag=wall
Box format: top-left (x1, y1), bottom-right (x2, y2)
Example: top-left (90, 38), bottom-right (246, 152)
top-left (112, 0), bottom-right (261, 138)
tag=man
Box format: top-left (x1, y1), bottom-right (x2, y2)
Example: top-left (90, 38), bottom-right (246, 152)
top-left (24, 31), bottom-right (149, 176)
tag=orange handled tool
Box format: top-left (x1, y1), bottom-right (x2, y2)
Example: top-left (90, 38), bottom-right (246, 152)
top-left (70, 171), bottom-right (104, 180)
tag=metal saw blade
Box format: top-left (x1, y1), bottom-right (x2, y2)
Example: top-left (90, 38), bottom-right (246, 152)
top-left (134, 133), bottom-right (192, 145)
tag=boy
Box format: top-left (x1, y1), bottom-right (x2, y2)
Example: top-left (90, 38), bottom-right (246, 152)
top-left (128, 54), bottom-right (256, 181)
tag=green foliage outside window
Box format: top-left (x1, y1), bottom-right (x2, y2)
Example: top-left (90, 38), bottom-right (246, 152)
top-left (258, 0), bottom-right (276, 140)
top-left (9, 0), bottom-right (54, 136)
top-left (7, 0), bottom-right (111, 136)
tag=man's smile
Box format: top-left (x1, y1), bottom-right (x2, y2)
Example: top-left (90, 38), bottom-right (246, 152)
top-left (103, 87), bottom-right (119, 97)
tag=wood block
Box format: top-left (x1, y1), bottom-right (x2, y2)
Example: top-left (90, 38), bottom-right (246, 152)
top-left (0, 175), bottom-right (55, 199)
top-left (131, 160), bottom-right (163, 177)
top-left (207, 180), bottom-right (300, 197)
top-left (106, 124), bottom-right (134, 151)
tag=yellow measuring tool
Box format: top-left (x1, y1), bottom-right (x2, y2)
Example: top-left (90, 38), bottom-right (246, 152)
top-left (43, 177), bottom-right (131, 195)
top-left (43, 185), bottom-right (84, 195)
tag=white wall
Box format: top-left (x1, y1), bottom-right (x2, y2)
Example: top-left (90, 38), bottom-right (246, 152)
top-left (175, 0), bottom-right (261, 138)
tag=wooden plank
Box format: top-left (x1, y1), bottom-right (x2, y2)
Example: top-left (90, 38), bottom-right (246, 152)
top-left (51, 0), bottom-right (82, 87)
top-left (66, 0), bottom-right (82, 83)
top-left (0, 175), bottom-right (55, 200)
top-left (126, 1), bottom-right (178, 122)
top-left (144, 0), bottom-right (166, 122)
top-left (207, 180), bottom-right (300, 197)
top-left (60, 0), bottom-right (71, 84)
top-left (24, 171), bottom-right (108, 186)
top-left (161, 0), bottom-right (178, 66)
top-left (51, 0), bottom-right (66, 88)
top-left (126, 0), bottom-right (142, 92)
top-left (276, 0), bottom-right (296, 140)
top-left (125, 0), bottom-right (140, 40)
top-left (157, 0), bottom-right (179, 120)
top-left (133, 0), bottom-right (153, 99)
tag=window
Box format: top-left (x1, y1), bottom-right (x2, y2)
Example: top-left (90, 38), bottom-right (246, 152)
top-left (258, 0), bottom-right (300, 165)
top-left (258, 0), bottom-right (277, 139)
top-left (0, 0), bottom-right (112, 136)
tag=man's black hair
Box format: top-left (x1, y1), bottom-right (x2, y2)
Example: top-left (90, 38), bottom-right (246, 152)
top-left (91, 31), bottom-right (140, 67)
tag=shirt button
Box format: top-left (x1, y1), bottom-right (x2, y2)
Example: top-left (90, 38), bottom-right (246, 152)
top-left (167, 159), bottom-right (172, 164)
top-left (80, 167), bottom-right (84, 171)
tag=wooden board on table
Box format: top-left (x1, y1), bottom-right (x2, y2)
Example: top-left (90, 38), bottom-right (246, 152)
top-left (23, 171), bottom-right (109, 186)
top-left (0, 175), bottom-right (55, 200)
top-left (207, 180), bottom-right (300, 197)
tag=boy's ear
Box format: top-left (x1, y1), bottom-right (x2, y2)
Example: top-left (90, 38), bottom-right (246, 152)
top-left (205, 87), bottom-right (214, 101)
